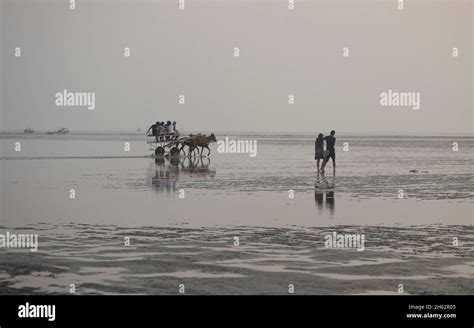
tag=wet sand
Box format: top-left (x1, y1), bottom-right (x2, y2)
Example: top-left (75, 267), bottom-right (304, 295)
top-left (0, 223), bottom-right (472, 295)
top-left (0, 134), bottom-right (472, 294)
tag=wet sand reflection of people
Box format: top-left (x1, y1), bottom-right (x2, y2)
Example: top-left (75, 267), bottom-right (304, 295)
top-left (315, 190), bottom-right (324, 210)
top-left (314, 175), bottom-right (335, 216)
top-left (152, 157), bottom-right (177, 193)
top-left (149, 156), bottom-right (215, 193)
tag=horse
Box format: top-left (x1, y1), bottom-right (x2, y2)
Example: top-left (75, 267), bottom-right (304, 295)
top-left (178, 135), bottom-right (199, 156)
top-left (193, 133), bottom-right (217, 157)
top-left (179, 133), bottom-right (217, 157)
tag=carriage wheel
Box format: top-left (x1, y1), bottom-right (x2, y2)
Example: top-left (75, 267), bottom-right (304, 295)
top-left (155, 146), bottom-right (165, 156)
top-left (170, 147), bottom-right (179, 156)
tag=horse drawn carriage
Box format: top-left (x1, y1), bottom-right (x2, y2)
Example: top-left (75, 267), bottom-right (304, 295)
top-left (147, 131), bottom-right (216, 157)
top-left (146, 130), bottom-right (182, 156)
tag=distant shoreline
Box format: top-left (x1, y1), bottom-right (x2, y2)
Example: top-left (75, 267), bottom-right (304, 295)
top-left (0, 131), bottom-right (473, 138)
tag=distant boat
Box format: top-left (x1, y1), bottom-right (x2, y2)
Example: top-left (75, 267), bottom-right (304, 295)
top-left (24, 128), bottom-right (35, 134)
top-left (136, 128), bottom-right (142, 132)
top-left (47, 128), bottom-right (69, 135)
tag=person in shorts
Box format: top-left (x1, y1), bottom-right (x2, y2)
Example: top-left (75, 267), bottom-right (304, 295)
top-left (314, 133), bottom-right (325, 174)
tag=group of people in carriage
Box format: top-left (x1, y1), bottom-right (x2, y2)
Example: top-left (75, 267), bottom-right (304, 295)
top-left (147, 121), bottom-right (180, 142)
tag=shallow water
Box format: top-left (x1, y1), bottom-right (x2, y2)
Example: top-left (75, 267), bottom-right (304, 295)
top-left (0, 133), bottom-right (472, 294)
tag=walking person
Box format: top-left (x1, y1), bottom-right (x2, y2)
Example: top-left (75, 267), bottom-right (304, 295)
top-left (321, 130), bottom-right (336, 175)
top-left (315, 133), bottom-right (325, 174)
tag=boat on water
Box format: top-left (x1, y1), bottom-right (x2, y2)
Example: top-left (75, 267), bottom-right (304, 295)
top-left (24, 128), bottom-right (35, 134)
top-left (47, 128), bottom-right (69, 135)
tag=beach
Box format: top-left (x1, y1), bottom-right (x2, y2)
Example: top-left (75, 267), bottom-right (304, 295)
top-left (0, 132), bottom-right (473, 294)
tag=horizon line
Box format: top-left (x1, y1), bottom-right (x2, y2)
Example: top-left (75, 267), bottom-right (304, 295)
top-left (1, 129), bottom-right (473, 136)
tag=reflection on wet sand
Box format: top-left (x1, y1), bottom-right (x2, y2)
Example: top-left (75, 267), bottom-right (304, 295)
top-left (148, 156), bottom-right (216, 193)
top-left (315, 175), bottom-right (335, 216)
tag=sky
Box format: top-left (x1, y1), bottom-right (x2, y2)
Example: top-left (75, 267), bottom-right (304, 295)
top-left (0, 0), bottom-right (472, 134)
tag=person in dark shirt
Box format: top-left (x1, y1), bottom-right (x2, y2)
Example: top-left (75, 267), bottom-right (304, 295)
top-left (321, 130), bottom-right (336, 175)
top-left (147, 122), bottom-right (160, 142)
top-left (147, 122), bottom-right (156, 135)
top-left (314, 133), bottom-right (325, 174)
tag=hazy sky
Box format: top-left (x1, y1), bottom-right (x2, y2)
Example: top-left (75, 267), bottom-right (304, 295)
top-left (1, 0), bottom-right (472, 134)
